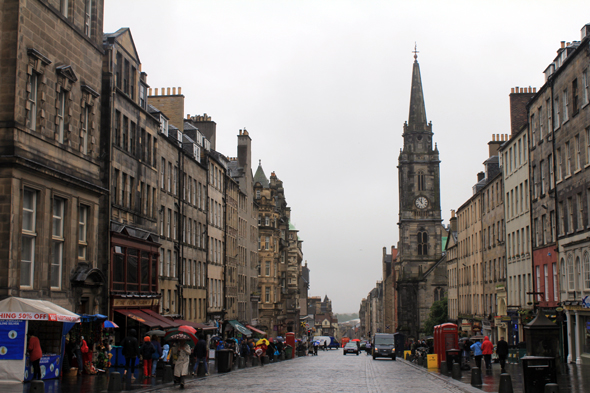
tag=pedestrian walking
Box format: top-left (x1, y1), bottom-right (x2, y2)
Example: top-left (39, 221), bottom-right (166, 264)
top-left (470, 339), bottom-right (483, 369)
top-left (462, 338), bottom-right (472, 363)
top-left (481, 336), bottom-right (493, 370)
top-left (174, 340), bottom-right (191, 389)
top-left (496, 336), bottom-right (509, 373)
top-left (151, 336), bottom-right (162, 378)
top-left (121, 329), bottom-right (140, 378)
top-left (140, 336), bottom-right (155, 378)
top-left (27, 331), bottom-right (42, 380)
top-left (313, 340), bottom-right (319, 356)
top-left (73, 337), bottom-right (84, 375)
top-left (192, 334), bottom-right (209, 376)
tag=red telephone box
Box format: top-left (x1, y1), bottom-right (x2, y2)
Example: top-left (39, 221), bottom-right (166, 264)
top-left (286, 332), bottom-right (295, 359)
top-left (434, 323), bottom-right (458, 367)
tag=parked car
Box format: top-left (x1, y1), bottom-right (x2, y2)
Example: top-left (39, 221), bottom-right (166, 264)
top-left (343, 342), bottom-right (359, 355)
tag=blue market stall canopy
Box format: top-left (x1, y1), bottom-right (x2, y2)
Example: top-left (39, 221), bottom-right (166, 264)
top-left (0, 297), bottom-right (80, 323)
top-left (227, 320), bottom-right (252, 336)
top-left (78, 314), bottom-right (108, 322)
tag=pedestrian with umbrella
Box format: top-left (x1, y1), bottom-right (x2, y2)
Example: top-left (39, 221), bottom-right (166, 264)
top-left (191, 334), bottom-right (208, 376)
top-left (151, 335), bottom-right (162, 377)
top-left (121, 329), bottom-right (139, 378)
top-left (174, 339), bottom-right (191, 389)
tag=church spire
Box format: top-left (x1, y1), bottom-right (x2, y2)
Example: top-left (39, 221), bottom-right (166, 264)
top-left (408, 45), bottom-right (427, 129)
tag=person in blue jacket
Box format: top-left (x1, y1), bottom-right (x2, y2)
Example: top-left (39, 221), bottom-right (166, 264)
top-left (470, 339), bottom-right (483, 369)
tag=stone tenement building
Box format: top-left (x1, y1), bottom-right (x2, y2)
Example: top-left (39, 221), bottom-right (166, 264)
top-left (395, 54), bottom-right (447, 340)
top-left (101, 28), bottom-right (162, 330)
top-left (527, 26), bottom-right (590, 365)
top-left (0, 0), bottom-right (106, 313)
top-left (227, 129), bottom-right (260, 325)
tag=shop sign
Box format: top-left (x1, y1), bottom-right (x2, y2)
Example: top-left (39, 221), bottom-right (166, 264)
top-left (0, 320), bottom-right (26, 360)
top-left (250, 295), bottom-right (260, 302)
top-left (113, 298), bottom-right (157, 307)
top-left (0, 312), bottom-right (78, 322)
top-left (582, 296), bottom-right (590, 309)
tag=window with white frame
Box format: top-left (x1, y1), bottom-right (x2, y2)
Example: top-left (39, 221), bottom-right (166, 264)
top-left (538, 107), bottom-right (544, 140)
top-left (578, 193), bottom-right (584, 230)
top-left (166, 249), bottom-right (171, 277)
top-left (546, 99), bottom-right (551, 135)
top-left (565, 142), bottom-right (571, 176)
top-left (583, 69), bottom-right (589, 106)
top-left (21, 188), bottom-right (37, 287)
top-left (530, 114), bottom-right (536, 145)
top-left (548, 154), bottom-right (554, 190)
top-left (61, 0), bottom-right (69, 17)
top-left (554, 95), bottom-right (560, 128)
top-left (57, 89), bottom-right (66, 143)
top-left (27, 73), bottom-right (39, 131)
top-left (51, 197), bottom-right (65, 289)
top-left (584, 253), bottom-right (590, 290)
top-left (560, 258), bottom-right (566, 294)
top-left (568, 255), bottom-right (575, 291)
top-left (563, 88), bottom-right (569, 122)
top-left (78, 205), bottom-right (88, 260)
top-left (84, 0), bottom-right (92, 37)
top-left (575, 134), bottom-right (581, 171)
top-left (81, 105), bottom-right (89, 154)
top-left (540, 161), bottom-right (545, 195)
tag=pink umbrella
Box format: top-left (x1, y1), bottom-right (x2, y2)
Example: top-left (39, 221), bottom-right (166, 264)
top-left (178, 325), bottom-right (197, 335)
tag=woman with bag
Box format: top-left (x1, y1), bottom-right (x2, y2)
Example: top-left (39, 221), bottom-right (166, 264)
top-left (174, 340), bottom-right (191, 389)
top-left (140, 336), bottom-right (155, 378)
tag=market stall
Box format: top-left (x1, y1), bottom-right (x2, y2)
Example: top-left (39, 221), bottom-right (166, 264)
top-left (0, 297), bottom-right (80, 383)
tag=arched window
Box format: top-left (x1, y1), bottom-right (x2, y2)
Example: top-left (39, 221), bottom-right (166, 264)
top-left (567, 255), bottom-right (574, 291)
top-left (575, 256), bottom-right (582, 292)
top-left (417, 172), bottom-right (425, 191)
top-left (560, 258), bottom-right (566, 293)
top-left (417, 230), bottom-right (428, 255)
top-left (584, 252), bottom-right (590, 290)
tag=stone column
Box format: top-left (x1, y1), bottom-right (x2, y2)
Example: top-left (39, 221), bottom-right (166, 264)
top-left (566, 309), bottom-right (573, 363)
top-left (575, 310), bottom-right (582, 364)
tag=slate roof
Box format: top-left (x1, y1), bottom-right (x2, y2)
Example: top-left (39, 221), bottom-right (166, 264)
top-left (253, 161), bottom-right (269, 188)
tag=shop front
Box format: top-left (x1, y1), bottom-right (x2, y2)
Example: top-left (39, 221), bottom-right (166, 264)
top-left (563, 300), bottom-right (590, 365)
top-left (0, 297), bottom-right (80, 383)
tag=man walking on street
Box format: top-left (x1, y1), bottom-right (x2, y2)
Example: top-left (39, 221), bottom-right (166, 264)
top-left (481, 336), bottom-right (494, 370)
top-left (192, 334), bottom-right (209, 376)
top-left (496, 336), bottom-right (509, 373)
top-left (121, 329), bottom-right (139, 378)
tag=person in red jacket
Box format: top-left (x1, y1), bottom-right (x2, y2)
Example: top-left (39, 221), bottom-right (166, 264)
top-left (481, 336), bottom-right (494, 370)
top-left (27, 331), bottom-right (43, 380)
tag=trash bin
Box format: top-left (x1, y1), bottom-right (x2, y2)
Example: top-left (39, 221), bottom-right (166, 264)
top-left (521, 356), bottom-right (556, 393)
top-left (284, 345), bottom-right (293, 359)
top-left (446, 349), bottom-right (462, 371)
top-left (216, 349), bottom-right (233, 373)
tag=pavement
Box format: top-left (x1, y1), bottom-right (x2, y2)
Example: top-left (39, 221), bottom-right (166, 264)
top-left (4, 350), bottom-right (589, 393)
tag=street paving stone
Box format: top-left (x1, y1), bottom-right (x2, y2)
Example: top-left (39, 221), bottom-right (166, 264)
top-left (149, 350), bottom-right (467, 393)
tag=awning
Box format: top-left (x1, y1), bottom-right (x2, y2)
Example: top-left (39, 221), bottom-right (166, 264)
top-left (227, 320), bottom-right (252, 336)
top-left (173, 319), bottom-right (217, 331)
top-left (115, 309), bottom-right (161, 328)
top-left (246, 324), bottom-right (267, 336)
top-left (142, 309), bottom-right (179, 329)
top-left (0, 296), bottom-right (80, 322)
top-left (78, 313), bottom-right (108, 322)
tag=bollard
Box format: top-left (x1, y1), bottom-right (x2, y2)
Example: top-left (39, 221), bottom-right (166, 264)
top-left (163, 365), bottom-right (173, 383)
top-left (544, 383), bottom-right (560, 393)
top-left (280, 352), bottom-right (285, 361)
top-left (405, 352), bottom-right (409, 360)
top-left (451, 363), bottom-right (461, 380)
top-left (273, 354), bottom-right (278, 363)
top-left (498, 373), bottom-right (514, 393)
top-left (252, 357), bottom-right (259, 367)
top-left (262, 355), bottom-right (270, 365)
top-left (470, 367), bottom-right (482, 387)
top-left (108, 372), bottom-right (122, 392)
top-left (197, 361), bottom-right (207, 377)
top-left (440, 361), bottom-right (448, 375)
top-left (423, 357), bottom-right (428, 368)
top-left (417, 356), bottom-right (423, 366)
top-left (30, 380), bottom-right (44, 393)
top-left (238, 357), bottom-right (245, 369)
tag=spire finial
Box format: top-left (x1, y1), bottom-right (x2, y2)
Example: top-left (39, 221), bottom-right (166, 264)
top-left (259, 159), bottom-right (261, 166)
top-left (413, 42), bottom-right (419, 62)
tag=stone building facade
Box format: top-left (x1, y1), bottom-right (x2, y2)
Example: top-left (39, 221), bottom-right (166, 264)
top-left (528, 26), bottom-right (590, 364)
top-left (501, 96), bottom-right (536, 344)
top-left (227, 129), bottom-right (260, 325)
top-left (446, 212), bottom-right (459, 322)
top-left (396, 56), bottom-right (446, 340)
top-left (101, 28), bottom-right (161, 327)
top-left (0, 0), bottom-right (106, 313)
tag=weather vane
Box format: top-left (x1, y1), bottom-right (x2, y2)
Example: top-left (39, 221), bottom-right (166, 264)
top-left (413, 42), bottom-right (419, 61)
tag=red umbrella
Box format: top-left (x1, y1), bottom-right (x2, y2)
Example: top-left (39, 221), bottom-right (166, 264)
top-left (178, 325), bottom-right (197, 335)
top-left (352, 339), bottom-right (361, 342)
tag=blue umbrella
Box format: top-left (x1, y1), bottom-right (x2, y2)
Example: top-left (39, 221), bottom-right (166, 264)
top-left (103, 320), bottom-right (119, 328)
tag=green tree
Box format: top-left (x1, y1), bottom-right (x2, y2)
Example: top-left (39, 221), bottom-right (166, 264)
top-left (423, 297), bottom-right (448, 335)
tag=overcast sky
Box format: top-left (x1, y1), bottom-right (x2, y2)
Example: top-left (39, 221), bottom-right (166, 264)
top-left (104, 1), bottom-right (590, 313)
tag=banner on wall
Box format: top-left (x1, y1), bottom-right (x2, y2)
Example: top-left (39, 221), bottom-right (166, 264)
top-left (0, 320), bottom-right (26, 360)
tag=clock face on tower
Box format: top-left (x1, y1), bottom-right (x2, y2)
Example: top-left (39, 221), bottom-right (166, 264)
top-left (415, 196), bottom-right (429, 209)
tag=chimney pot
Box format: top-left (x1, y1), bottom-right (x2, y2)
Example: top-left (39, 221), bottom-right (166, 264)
top-left (187, 114), bottom-right (190, 119)
top-left (492, 134), bottom-right (495, 141)
top-left (561, 41), bottom-right (565, 48)
top-left (173, 87), bottom-right (176, 95)
top-left (178, 87), bottom-right (182, 95)
top-left (511, 88), bottom-right (515, 93)
top-left (149, 88), bottom-right (152, 96)
top-left (154, 88), bottom-right (158, 95)
top-left (167, 87), bottom-right (171, 95)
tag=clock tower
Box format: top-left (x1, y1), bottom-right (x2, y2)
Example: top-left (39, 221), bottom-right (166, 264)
top-left (396, 51), bottom-right (445, 339)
